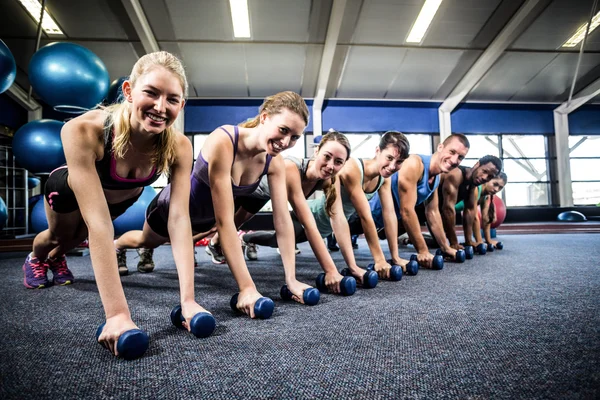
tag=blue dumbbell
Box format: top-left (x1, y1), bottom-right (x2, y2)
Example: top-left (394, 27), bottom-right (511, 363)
top-left (402, 258), bottom-right (419, 276)
top-left (230, 293), bottom-right (275, 319)
top-left (340, 267), bottom-right (378, 288)
top-left (486, 243), bottom-right (495, 252)
top-left (280, 285), bottom-right (320, 306)
top-left (475, 243), bottom-right (487, 255)
top-left (170, 305), bottom-right (216, 338)
top-left (366, 262), bottom-right (402, 281)
top-left (436, 248), bottom-right (466, 263)
top-left (495, 242), bottom-right (504, 250)
top-left (95, 323), bottom-right (149, 360)
top-left (410, 253), bottom-right (444, 270)
top-left (464, 245), bottom-right (474, 259)
top-left (315, 273), bottom-right (356, 296)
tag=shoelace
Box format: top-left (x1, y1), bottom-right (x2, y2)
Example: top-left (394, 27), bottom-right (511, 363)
top-left (50, 258), bottom-right (68, 275)
top-left (29, 258), bottom-right (47, 278)
top-left (139, 250), bottom-right (153, 265)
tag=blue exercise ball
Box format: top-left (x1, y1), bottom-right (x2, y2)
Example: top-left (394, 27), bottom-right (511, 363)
top-left (0, 39), bottom-right (16, 94)
top-left (31, 196), bottom-right (48, 233)
top-left (105, 76), bottom-right (128, 105)
top-left (27, 177), bottom-right (41, 189)
top-left (13, 119), bottom-right (66, 173)
top-left (113, 186), bottom-right (157, 236)
top-left (0, 196), bottom-right (8, 230)
top-left (314, 135), bottom-right (323, 144)
top-left (557, 210), bottom-right (587, 222)
top-left (28, 42), bottom-right (110, 111)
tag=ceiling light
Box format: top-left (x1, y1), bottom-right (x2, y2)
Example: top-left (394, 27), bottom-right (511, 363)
top-left (406, 0), bottom-right (443, 43)
top-left (562, 11), bottom-right (600, 48)
top-left (229, 0), bottom-right (251, 38)
top-left (17, 0), bottom-right (63, 35)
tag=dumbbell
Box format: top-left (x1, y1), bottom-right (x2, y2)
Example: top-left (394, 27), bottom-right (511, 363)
top-left (402, 258), bottom-right (419, 276)
top-left (435, 248), bottom-right (466, 263)
top-left (340, 267), bottom-right (378, 288)
top-left (230, 293), bottom-right (275, 319)
top-left (95, 323), bottom-right (149, 360)
top-left (494, 242), bottom-right (504, 250)
top-left (486, 243), bottom-right (495, 252)
top-left (366, 262), bottom-right (402, 281)
top-left (280, 285), bottom-right (320, 306)
top-left (170, 305), bottom-right (216, 338)
top-left (410, 253), bottom-right (444, 270)
top-left (474, 243), bottom-right (487, 255)
top-left (463, 245), bottom-right (474, 259)
top-left (315, 273), bottom-right (356, 296)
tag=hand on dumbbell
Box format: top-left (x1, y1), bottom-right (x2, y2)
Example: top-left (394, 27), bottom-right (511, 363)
top-left (369, 259), bottom-right (394, 280)
top-left (280, 280), bottom-right (320, 306)
top-left (435, 248), bottom-right (466, 263)
top-left (367, 260), bottom-right (402, 281)
top-left (450, 243), bottom-right (465, 251)
top-left (340, 266), bottom-right (378, 288)
top-left (411, 252), bottom-right (444, 270)
top-left (230, 289), bottom-right (275, 319)
top-left (493, 241), bottom-right (504, 250)
top-left (486, 243), bottom-right (495, 252)
top-left (170, 303), bottom-right (216, 338)
top-left (474, 242), bottom-right (487, 255)
top-left (96, 315), bottom-right (149, 360)
top-left (316, 272), bottom-right (356, 296)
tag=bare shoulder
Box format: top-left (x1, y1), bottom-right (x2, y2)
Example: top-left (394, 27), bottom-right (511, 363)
top-left (400, 155), bottom-right (424, 180)
top-left (62, 109), bottom-right (106, 143)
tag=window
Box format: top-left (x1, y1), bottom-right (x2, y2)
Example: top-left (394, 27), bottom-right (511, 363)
top-left (406, 134), bottom-right (432, 155)
top-left (569, 136), bottom-right (600, 205)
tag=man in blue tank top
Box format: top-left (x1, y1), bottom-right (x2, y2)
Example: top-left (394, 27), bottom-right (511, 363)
top-left (437, 155), bottom-right (502, 250)
top-left (371, 134), bottom-right (470, 269)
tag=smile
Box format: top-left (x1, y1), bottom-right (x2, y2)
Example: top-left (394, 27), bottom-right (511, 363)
top-left (146, 112), bottom-right (167, 123)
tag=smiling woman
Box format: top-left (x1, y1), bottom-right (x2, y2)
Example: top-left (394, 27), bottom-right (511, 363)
top-left (22, 51), bottom-right (209, 359)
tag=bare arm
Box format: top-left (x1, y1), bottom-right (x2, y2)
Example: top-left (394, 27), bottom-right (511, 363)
top-left (462, 185), bottom-right (479, 246)
top-left (378, 178), bottom-right (401, 263)
top-left (398, 156), bottom-right (429, 256)
top-left (424, 190), bottom-right (454, 255)
top-left (440, 170), bottom-right (461, 248)
top-left (480, 195), bottom-right (495, 244)
top-left (328, 178), bottom-right (361, 271)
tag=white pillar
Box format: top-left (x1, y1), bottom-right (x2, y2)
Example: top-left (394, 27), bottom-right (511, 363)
top-left (174, 108), bottom-right (185, 134)
top-left (553, 110), bottom-right (573, 206)
top-left (438, 109), bottom-right (452, 142)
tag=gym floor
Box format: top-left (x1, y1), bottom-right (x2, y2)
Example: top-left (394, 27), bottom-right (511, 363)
top-left (1, 232), bottom-right (598, 399)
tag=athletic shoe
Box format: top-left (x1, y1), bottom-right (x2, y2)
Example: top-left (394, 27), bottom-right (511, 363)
top-left (194, 250), bottom-right (199, 268)
top-left (205, 241), bottom-right (226, 264)
top-left (277, 247), bottom-right (301, 255)
top-left (47, 254), bottom-right (74, 285)
top-left (23, 253), bottom-right (50, 289)
top-left (117, 249), bottom-right (128, 276)
top-left (244, 242), bottom-right (258, 260)
top-left (136, 248), bottom-right (155, 273)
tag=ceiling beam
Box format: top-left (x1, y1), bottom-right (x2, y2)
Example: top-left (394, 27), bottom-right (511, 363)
top-left (312, 0), bottom-right (347, 136)
top-left (439, 0), bottom-right (550, 114)
top-left (6, 84), bottom-right (41, 112)
top-left (555, 76), bottom-right (600, 114)
top-left (120, 0), bottom-right (160, 54)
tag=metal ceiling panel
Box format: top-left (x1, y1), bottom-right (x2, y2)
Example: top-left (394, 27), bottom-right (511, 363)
top-left (512, 52), bottom-right (600, 102)
top-left (0, 0), bottom-right (39, 38)
top-left (48, 0), bottom-right (131, 39)
top-left (245, 44), bottom-right (306, 97)
top-left (336, 46), bottom-right (408, 98)
top-left (249, 0), bottom-right (312, 42)
top-left (300, 44), bottom-right (325, 97)
top-left (179, 43), bottom-right (248, 97)
top-left (351, 0), bottom-right (419, 45)
top-left (386, 48), bottom-right (466, 99)
top-left (165, 0), bottom-right (232, 41)
top-left (468, 52), bottom-right (558, 101)
top-left (511, 0), bottom-right (600, 50)
top-left (424, 0), bottom-right (503, 48)
top-left (141, 0), bottom-right (178, 41)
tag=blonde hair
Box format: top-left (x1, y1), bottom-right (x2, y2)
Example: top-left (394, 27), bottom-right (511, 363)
top-left (105, 51), bottom-right (188, 175)
top-left (239, 91), bottom-right (309, 128)
top-left (316, 131), bottom-right (351, 218)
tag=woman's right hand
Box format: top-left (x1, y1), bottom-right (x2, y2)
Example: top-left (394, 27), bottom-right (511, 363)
top-left (417, 252), bottom-right (434, 269)
top-left (97, 314), bottom-right (139, 357)
top-left (325, 270), bottom-right (344, 294)
top-left (234, 288), bottom-right (264, 319)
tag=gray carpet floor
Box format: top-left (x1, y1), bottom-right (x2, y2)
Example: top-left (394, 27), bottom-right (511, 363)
top-left (0, 233), bottom-right (599, 399)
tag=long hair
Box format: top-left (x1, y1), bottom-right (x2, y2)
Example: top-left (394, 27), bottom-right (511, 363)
top-left (317, 131), bottom-right (351, 218)
top-left (488, 172), bottom-right (508, 223)
top-left (239, 91), bottom-right (309, 128)
top-left (379, 131), bottom-right (410, 161)
top-left (105, 51), bottom-right (188, 175)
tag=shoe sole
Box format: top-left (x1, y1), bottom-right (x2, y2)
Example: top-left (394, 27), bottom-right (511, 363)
top-left (53, 279), bottom-right (73, 286)
top-left (205, 247), bottom-right (225, 264)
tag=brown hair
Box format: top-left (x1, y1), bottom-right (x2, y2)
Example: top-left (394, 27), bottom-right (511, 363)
top-left (105, 51), bottom-right (188, 175)
top-left (317, 131), bottom-right (351, 218)
top-left (488, 172), bottom-right (508, 222)
top-left (379, 131), bottom-right (410, 161)
top-left (442, 133), bottom-right (470, 149)
top-left (239, 91), bottom-right (309, 128)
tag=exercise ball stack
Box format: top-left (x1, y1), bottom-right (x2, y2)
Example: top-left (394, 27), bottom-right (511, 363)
top-left (113, 186), bottom-right (158, 236)
top-left (0, 39), bottom-right (16, 94)
top-left (28, 42), bottom-right (110, 112)
top-left (105, 76), bottom-right (128, 105)
top-left (12, 119), bottom-right (66, 173)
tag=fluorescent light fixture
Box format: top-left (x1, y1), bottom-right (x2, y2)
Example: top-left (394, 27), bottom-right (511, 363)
top-left (562, 11), bottom-right (600, 48)
top-left (18, 0), bottom-right (63, 35)
top-left (229, 0), bottom-right (251, 38)
top-left (406, 0), bottom-right (443, 43)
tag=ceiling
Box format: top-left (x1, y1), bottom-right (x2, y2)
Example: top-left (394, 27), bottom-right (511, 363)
top-left (2, 0), bottom-right (600, 105)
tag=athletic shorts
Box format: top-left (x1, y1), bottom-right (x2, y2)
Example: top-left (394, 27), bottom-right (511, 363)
top-left (146, 191), bottom-right (216, 238)
top-left (44, 166), bottom-right (142, 218)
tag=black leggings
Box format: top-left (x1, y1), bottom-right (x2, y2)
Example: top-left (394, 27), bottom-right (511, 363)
top-left (243, 211), bottom-right (307, 247)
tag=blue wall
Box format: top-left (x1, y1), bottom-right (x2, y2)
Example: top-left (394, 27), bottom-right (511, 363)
top-left (0, 93), bottom-right (27, 129)
top-left (569, 105), bottom-right (600, 135)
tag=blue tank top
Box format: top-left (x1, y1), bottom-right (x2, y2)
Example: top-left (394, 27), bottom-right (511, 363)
top-left (157, 125), bottom-right (272, 226)
top-left (369, 154), bottom-right (440, 228)
top-left (95, 119), bottom-right (160, 190)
